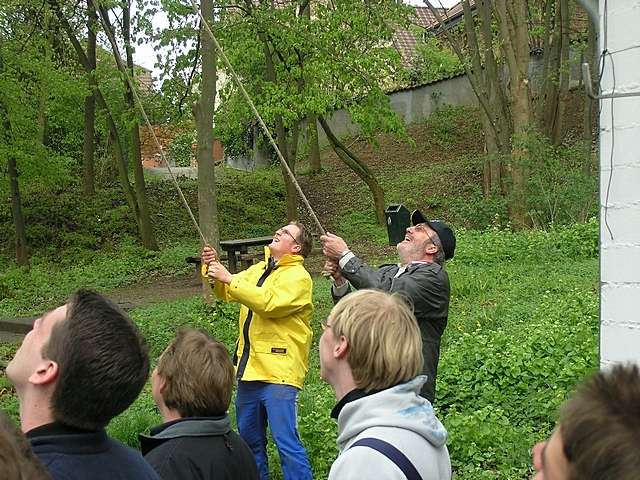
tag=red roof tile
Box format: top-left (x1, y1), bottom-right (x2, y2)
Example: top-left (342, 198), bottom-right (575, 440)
top-left (423, 0), bottom-right (476, 29)
top-left (393, 29), bottom-right (419, 67)
top-left (413, 7), bottom-right (438, 27)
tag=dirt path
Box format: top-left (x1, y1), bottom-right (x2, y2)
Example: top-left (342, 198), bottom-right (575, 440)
top-left (106, 273), bottom-right (203, 311)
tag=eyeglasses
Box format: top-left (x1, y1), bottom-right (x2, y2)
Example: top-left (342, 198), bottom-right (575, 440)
top-left (412, 223), bottom-right (438, 249)
top-left (277, 227), bottom-right (299, 246)
top-left (278, 227), bottom-right (300, 246)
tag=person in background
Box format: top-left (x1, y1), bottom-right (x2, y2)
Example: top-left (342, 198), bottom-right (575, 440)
top-left (320, 289), bottom-right (451, 480)
top-left (0, 410), bottom-right (50, 480)
top-left (532, 363), bottom-right (640, 480)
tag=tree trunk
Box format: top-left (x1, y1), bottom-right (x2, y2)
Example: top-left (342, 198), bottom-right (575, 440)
top-left (318, 116), bottom-right (385, 225)
top-left (259, 32), bottom-right (298, 221)
top-left (8, 154), bottom-right (29, 266)
top-left (299, 4), bottom-right (321, 174)
top-left (475, 0), bottom-right (510, 194)
top-left (123, 0), bottom-right (157, 250)
top-left (435, 0), bottom-right (511, 196)
top-left (194, 1), bottom-right (219, 245)
top-left (582, 12), bottom-right (597, 174)
top-left (276, 114), bottom-right (298, 221)
top-left (538, 0), bottom-right (562, 140)
top-left (37, 84), bottom-right (48, 146)
top-left (83, 0), bottom-right (96, 195)
top-left (194, 0), bottom-right (220, 298)
top-left (426, 1), bottom-right (505, 150)
top-left (480, 111), bottom-right (503, 196)
top-left (307, 115), bottom-right (321, 173)
top-left (536, 0), bottom-right (557, 132)
top-left (551, 0), bottom-right (570, 145)
top-left (287, 121), bottom-right (302, 219)
top-left (496, 0), bottom-right (533, 227)
top-left (51, 0), bottom-right (142, 234)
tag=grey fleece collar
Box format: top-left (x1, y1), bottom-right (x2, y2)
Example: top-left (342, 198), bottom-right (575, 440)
top-left (144, 416), bottom-right (231, 440)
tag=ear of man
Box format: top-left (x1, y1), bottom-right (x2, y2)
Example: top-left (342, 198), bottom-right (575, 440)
top-left (424, 240), bottom-right (437, 256)
top-left (334, 336), bottom-right (349, 360)
top-left (29, 360), bottom-right (59, 386)
top-left (158, 375), bottom-right (167, 395)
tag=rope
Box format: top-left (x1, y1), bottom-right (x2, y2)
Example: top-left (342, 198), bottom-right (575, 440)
top-left (187, 0), bottom-right (326, 236)
top-left (94, 1), bottom-right (207, 245)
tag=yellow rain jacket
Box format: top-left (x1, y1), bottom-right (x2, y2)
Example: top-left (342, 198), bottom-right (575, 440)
top-left (206, 248), bottom-right (313, 389)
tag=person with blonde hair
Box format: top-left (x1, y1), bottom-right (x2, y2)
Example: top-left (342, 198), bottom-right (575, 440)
top-left (140, 328), bottom-right (258, 480)
top-left (320, 289), bottom-right (451, 480)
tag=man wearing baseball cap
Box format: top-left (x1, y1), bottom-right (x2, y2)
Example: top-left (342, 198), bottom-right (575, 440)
top-left (320, 209), bottom-right (455, 403)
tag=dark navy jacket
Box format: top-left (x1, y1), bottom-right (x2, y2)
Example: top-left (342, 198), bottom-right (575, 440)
top-left (28, 422), bottom-right (160, 480)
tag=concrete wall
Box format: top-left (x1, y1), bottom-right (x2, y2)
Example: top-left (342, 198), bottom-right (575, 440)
top-left (598, 0), bottom-right (640, 368)
top-left (309, 74), bottom-right (478, 148)
top-left (305, 48), bottom-right (584, 150)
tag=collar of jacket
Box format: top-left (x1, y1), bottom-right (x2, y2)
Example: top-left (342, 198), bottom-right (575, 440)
top-left (28, 425), bottom-right (110, 455)
top-left (139, 416), bottom-right (231, 455)
top-left (263, 246), bottom-right (305, 268)
top-left (377, 261), bottom-right (442, 274)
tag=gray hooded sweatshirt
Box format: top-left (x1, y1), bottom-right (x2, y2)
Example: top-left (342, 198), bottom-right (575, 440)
top-left (329, 376), bottom-right (451, 480)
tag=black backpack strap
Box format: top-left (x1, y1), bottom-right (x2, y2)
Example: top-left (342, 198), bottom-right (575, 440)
top-left (349, 437), bottom-right (423, 480)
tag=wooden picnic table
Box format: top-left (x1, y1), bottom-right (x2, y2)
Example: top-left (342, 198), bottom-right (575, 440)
top-left (220, 236), bottom-right (273, 273)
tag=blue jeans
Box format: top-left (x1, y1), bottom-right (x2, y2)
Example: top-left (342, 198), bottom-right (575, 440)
top-left (236, 381), bottom-right (312, 480)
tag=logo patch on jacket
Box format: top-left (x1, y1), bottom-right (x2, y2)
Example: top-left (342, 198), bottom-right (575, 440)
top-left (271, 347), bottom-right (287, 354)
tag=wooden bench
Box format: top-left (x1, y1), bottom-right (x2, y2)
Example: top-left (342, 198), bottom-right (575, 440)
top-left (187, 236), bottom-right (273, 275)
top-left (220, 236), bottom-right (273, 273)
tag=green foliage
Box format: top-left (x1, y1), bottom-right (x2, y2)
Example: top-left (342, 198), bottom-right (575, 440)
top-left (213, 0), bottom-right (414, 162)
top-left (452, 218), bottom-right (598, 267)
top-left (107, 387), bottom-right (161, 449)
top-left (0, 241), bottom-right (196, 317)
top-left (334, 211), bottom-right (388, 246)
top-left (131, 297), bottom-right (239, 360)
top-left (408, 36), bottom-right (463, 85)
top-left (513, 131), bottom-right (597, 227)
top-left (438, 221), bottom-right (598, 478)
top-left (425, 104), bottom-right (473, 147)
top-left (440, 282), bottom-right (597, 479)
top-left (0, 222), bottom-right (599, 479)
top-left (0, 1), bottom-right (85, 198)
top-left (168, 130), bottom-right (196, 167)
top-left (0, 165), bottom-right (287, 260)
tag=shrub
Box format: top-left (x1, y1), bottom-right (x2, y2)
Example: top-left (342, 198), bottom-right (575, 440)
top-left (168, 130), bottom-right (196, 167)
top-left (513, 131), bottom-right (598, 227)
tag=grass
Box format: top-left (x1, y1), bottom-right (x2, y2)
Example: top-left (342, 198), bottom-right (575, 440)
top-left (0, 242), bottom-right (198, 317)
top-left (0, 221), bottom-right (599, 480)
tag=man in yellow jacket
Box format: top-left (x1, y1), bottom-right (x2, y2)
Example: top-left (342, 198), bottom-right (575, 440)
top-left (202, 222), bottom-right (313, 480)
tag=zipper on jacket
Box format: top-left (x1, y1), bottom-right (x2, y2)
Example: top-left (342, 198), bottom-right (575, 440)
top-left (236, 259), bottom-right (276, 380)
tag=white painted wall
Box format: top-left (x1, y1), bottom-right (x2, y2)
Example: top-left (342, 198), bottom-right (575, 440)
top-left (599, 0), bottom-right (640, 367)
